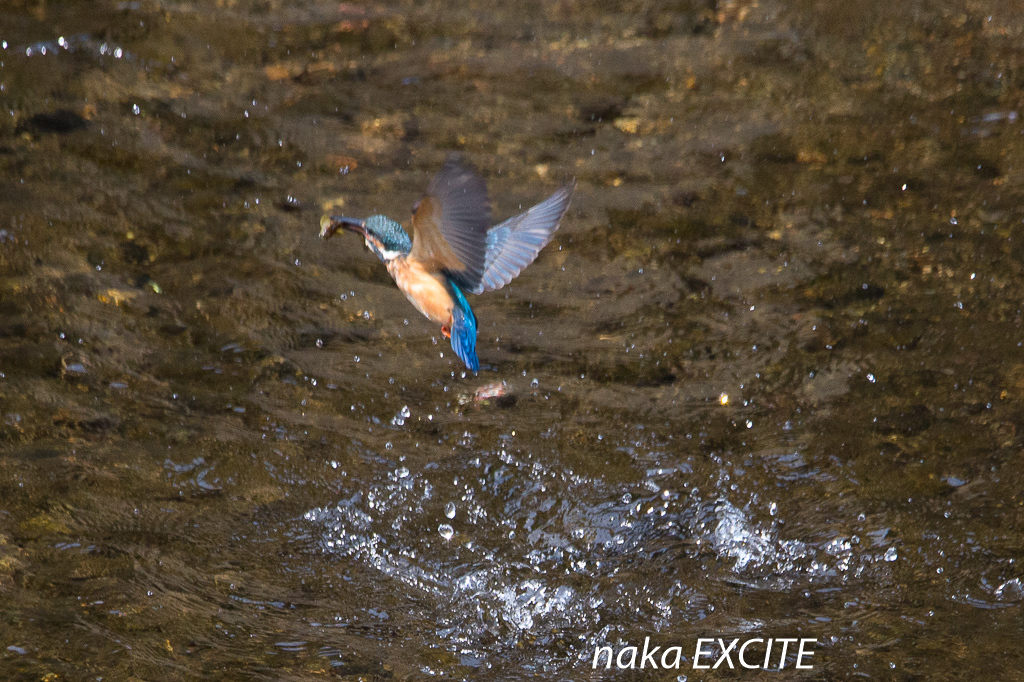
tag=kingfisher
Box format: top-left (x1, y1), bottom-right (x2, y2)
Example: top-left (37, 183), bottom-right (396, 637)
top-left (319, 157), bottom-right (574, 372)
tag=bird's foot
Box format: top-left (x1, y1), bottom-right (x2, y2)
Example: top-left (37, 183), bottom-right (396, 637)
top-left (441, 325), bottom-right (451, 340)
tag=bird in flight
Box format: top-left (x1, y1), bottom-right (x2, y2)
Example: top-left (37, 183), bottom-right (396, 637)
top-left (320, 157), bottom-right (574, 372)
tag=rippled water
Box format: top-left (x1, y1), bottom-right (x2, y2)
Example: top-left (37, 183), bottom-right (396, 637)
top-left (2, 0), bottom-right (1024, 679)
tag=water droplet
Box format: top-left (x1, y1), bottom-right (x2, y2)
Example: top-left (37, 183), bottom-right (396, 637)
top-left (132, 103), bottom-right (140, 115)
top-left (883, 546), bottom-right (898, 562)
top-left (395, 467), bottom-right (409, 479)
top-left (530, 378), bottom-right (539, 388)
top-left (391, 405), bottom-right (409, 426)
top-left (438, 524), bottom-right (454, 540)
top-left (316, 338), bottom-right (323, 348)
top-left (445, 502), bottom-right (456, 519)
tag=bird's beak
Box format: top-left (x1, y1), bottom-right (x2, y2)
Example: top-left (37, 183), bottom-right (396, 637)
top-left (319, 215), bottom-right (366, 240)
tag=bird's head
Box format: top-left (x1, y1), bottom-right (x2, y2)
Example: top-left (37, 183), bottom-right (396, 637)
top-left (320, 214), bottom-right (412, 263)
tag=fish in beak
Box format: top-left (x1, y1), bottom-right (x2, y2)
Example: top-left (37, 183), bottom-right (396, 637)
top-left (319, 215), bottom-right (366, 240)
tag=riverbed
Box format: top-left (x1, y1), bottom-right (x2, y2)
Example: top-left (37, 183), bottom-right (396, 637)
top-left (1, 0), bottom-right (1022, 679)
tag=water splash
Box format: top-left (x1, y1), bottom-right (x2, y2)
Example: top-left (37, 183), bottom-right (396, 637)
top-left (301, 447), bottom-right (894, 671)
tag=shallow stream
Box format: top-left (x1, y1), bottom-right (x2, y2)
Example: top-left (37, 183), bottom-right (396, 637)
top-left (2, 0), bottom-right (1023, 679)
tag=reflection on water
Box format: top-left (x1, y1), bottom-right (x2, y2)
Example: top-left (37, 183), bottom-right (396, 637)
top-left (2, 0), bottom-right (1024, 678)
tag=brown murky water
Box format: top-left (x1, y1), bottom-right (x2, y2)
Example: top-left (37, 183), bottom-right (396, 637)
top-left (2, 0), bottom-right (1023, 679)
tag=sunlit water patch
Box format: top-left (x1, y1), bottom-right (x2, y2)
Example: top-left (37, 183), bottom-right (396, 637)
top-left (301, 443), bottom-right (897, 671)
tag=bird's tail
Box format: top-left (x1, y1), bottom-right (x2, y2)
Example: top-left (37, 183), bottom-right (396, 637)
top-left (448, 283), bottom-right (479, 372)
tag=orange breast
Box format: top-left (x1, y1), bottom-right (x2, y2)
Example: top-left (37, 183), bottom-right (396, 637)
top-left (387, 257), bottom-right (454, 326)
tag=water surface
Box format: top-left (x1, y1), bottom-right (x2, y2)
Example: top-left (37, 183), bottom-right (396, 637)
top-left (1, 0), bottom-right (1023, 679)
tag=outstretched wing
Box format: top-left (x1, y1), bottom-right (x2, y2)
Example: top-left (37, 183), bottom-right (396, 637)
top-left (409, 157), bottom-right (491, 292)
top-left (471, 180), bottom-right (575, 294)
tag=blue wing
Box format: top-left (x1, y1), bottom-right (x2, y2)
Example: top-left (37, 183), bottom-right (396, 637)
top-left (448, 282), bottom-right (479, 372)
top-left (471, 180), bottom-right (575, 295)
